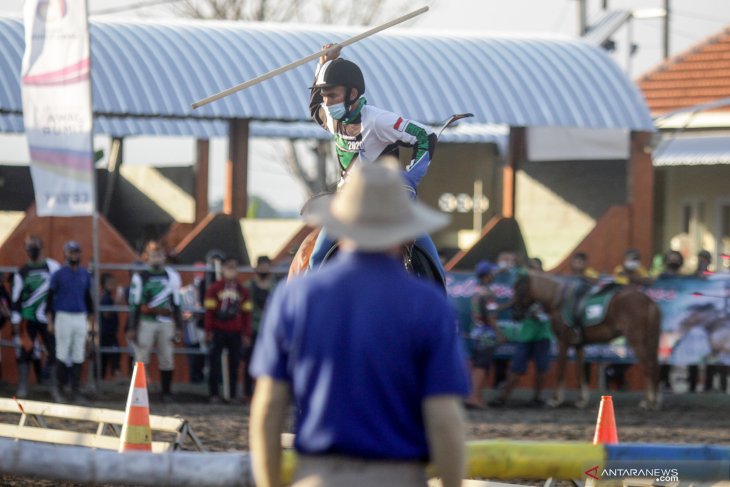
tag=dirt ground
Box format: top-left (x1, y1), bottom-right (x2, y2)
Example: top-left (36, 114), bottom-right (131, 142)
top-left (1, 384), bottom-right (730, 485)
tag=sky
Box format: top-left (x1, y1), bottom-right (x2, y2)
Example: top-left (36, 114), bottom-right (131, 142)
top-left (1, 0), bottom-right (729, 213)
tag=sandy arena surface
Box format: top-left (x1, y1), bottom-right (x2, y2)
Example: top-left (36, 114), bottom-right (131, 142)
top-left (1, 383), bottom-right (729, 486)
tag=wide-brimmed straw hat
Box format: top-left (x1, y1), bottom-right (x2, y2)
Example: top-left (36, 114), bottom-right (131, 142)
top-left (303, 158), bottom-right (450, 251)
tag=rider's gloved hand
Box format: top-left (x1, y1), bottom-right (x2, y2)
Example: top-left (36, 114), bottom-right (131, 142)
top-left (320, 43), bottom-right (342, 64)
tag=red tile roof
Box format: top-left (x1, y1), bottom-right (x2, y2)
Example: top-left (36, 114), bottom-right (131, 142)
top-left (638, 26), bottom-right (730, 116)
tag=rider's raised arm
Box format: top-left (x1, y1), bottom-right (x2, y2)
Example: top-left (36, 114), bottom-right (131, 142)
top-left (309, 73), bottom-right (327, 129)
top-left (374, 111), bottom-right (437, 193)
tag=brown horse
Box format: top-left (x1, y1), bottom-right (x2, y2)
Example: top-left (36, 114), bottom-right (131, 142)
top-left (288, 228), bottom-right (444, 287)
top-left (513, 271), bottom-right (662, 409)
top-left (288, 228), bottom-right (321, 280)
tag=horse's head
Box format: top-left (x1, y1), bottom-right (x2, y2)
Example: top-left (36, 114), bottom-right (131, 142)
top-left (511, 268), bottom-right (534, 320)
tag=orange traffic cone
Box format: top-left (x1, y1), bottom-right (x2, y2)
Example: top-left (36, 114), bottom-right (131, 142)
top-left (593, 395), bottom-right (618, 444)
top-left (119, 362), bottom-right (152, 452)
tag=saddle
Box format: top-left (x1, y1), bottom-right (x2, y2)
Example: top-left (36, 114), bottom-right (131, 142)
top-left (561, 280), bottom-right (620, 329)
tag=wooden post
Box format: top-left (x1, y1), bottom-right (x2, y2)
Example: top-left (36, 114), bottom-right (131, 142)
top-left (226, 119), bottom-right (249, 219)
top-left (194, 139), bottom-right (209, 223)
top-left (502, 127), bottom-right (525, 219)
top-left (628, 131), bottom-right (655, 264)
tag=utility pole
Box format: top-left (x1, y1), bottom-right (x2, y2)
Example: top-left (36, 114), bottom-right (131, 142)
top-left (602, 0), bottom-right (609, 10)
top-left (576, 0), bottom-right (588, 35)
top-left (663, 0), bottom-right (671, 59)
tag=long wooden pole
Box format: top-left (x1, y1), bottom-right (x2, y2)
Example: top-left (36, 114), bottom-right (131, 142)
top-left (191, 6), bottom-right (429, 109)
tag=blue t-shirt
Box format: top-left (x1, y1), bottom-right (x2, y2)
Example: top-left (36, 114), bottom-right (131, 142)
top-left (251, 251), bottom-right (469, 461)
top-left (48, 266), bottom-right (92, 313)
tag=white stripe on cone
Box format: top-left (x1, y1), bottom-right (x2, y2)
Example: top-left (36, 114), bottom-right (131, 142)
top-left (130, 387), bottom-right (149, 408)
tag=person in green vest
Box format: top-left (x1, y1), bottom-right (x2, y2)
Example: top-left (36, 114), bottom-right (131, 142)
top-left (490, 261), bottom-right (553, 407)
top-left (127, 241), bottom-right (182, 403)
top-left (11, 235), bottom-right (61, 400)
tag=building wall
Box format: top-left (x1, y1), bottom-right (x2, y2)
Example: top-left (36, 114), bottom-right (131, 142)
top-left (516, 160), bottom-right (627, 268)
top-left (416, 142), bottom-right (501, 251)
top-left (661, 165), bottom-right (730, 270)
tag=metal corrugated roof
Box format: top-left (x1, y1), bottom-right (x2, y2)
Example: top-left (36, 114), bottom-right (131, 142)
top-left (654, 134), bottom-right (730, 166)
top-left (0, 16), bottom-right (654, 138)
top-left (0, 111), bottom-right (506, 147)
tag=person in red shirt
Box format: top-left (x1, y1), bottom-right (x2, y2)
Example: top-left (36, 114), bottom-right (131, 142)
top-left (204, 256), bottom-right (253, 403)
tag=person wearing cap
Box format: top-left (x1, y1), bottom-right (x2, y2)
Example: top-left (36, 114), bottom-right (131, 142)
top-left (307, 44), bottom-right (442, 277)
top-left (465, 260), bottom-right (504, 409)
top-left (11, 235), bottom-right (61, 399)
top-left (46, 241), bottom-right (93, 402)
top-left (127, 241), bottom-right (182, 403)
top-left (250, 160), bottom-right (469, 487)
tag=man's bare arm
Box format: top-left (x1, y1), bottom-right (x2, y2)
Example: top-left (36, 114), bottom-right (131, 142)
top-left (423, 395), bottom-right (466, 487)
top-left (250, 377), bottom-right (292, 487)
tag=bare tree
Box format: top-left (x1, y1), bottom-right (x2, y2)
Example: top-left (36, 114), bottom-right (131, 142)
top-left (175, 0), bottom-right (420, 196)
top-left (176, 0), bottom-right (416, 26)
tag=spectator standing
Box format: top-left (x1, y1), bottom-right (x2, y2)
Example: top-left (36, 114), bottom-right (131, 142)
top-left (181, 263), bottom-right (206, 384)
top-left (250, 161), bottom-right (468, 487)
top-left (99, 273), bottom-right (123, 382)
top-left (11, 235), bottom-right (60, 398)
top-left (490, 302), bottom-right (553, 407)
top-left (465, 261), bottom-right (504, 409)
top-left (244, 255), bottom-right (275, 398)
top-left (128, 241), bottom-right (182, 403)
top-left (656, 250), bottom-right (685, 391)
top-left (490, 250), bottom-right (518, 388)
top-left (691, 250), bottom-right (727, 392)
top-left (46, 241), bottom-right (93, 402)
top-left (204, 256), bottom-right (252, 403)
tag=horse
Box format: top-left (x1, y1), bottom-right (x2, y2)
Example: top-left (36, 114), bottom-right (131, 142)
top-left (288, 227), bottom-right (445, 288)
top-left (512, 270), bottom-right (662, 410)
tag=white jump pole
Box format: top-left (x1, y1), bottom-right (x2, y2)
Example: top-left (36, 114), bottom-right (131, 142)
top-left (0, 438), bottom-right (254, 486)
top-left (191, 6), bottom-right (429, 109)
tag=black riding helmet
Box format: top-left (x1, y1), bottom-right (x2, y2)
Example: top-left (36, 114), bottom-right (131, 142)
top-left (311, 58), bottom-right (366, 109)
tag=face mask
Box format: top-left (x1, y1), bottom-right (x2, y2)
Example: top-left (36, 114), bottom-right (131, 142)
top-left (497, 261), bottom-right (509, 270)
top-left (667, 262), bottom-right (681, 271)
top-left (624, 259), bottom-right (640, 271)
top-left (323, 102), bottom-right (346, 120)
top-left (257, 272), bottom-right (270, 280)
top-left (26, 247), bottom-right (40, 260)
top-left (67, 257), bottom-right (81, 266)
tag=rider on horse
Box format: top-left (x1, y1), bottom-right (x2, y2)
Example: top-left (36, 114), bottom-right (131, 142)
top-left (308, 44), bottom-right (443, 276)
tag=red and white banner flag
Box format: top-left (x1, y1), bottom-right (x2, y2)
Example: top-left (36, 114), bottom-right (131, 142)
top-left (21, 0), bottom-right (94, 216)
